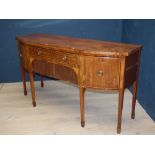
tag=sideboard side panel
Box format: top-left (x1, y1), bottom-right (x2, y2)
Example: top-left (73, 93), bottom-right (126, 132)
top-left (124, 51), bottom-right (140, 88)
top-left (17, 42), bottom-right (29, 71)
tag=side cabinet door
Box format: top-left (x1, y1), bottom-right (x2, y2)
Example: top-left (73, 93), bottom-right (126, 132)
top-left (85, 56), bottom-right (120, 89)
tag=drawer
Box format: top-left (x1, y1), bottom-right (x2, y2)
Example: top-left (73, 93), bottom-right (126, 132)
top-left (29, 46), bottom-right (79, 68)
top-left (85, 56), bottom-right (120, 89)
top-left (52, 51), bottom-right (79, 68)
top-left (29, 46), bottom-right (51, 58)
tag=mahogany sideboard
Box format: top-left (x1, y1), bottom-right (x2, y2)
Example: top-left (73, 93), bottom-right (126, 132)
top-left (16, 34), bottom-right (142, 133)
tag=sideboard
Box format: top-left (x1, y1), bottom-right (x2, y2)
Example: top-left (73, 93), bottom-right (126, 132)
top-left (16, 34), bottom-right (142, 133)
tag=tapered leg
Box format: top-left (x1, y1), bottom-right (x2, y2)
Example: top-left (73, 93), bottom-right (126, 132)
top-left (40, 75), bottom-right (44, 87)
top-left (131, 81), bottom-right (137, 119)
top-left (79, 87), bottom-right (85, 127)
top-left (21, 66), bottom-right (27, 96)
top-left (29, 71), bottom-right (36, 107)
top-left (117, 88), bottom-right (125, 134)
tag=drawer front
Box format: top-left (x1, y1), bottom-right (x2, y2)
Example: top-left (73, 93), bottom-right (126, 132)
top-left (85, 56), bottom-right (120, 89)
top-left (52, 51), bottom-right (79, 68)
top-left (29, 46), bottom-right (51, 59)
top-left (29, 46), bottom-right (79, 68)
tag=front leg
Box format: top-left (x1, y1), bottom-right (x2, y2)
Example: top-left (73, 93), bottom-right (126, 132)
top-left (79, 86), bottom-right (86, 127)
top-left (117, 88), bottom-right (125, 134)
top-left (117, 57), bottom-right (126, 134)
top-left (28, 59), bottom-right (36, 107)
top-left (29, 70), bottom-right (36, 107)
top-left (21, 65), bottom-right (27, 96)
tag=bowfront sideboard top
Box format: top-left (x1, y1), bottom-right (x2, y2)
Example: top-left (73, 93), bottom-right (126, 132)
top-left (16, 33), bottom-right (142, 56)
top-left (16, 34), bottom-right (143, 133)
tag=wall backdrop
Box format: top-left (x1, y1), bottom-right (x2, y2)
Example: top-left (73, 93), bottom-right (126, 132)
top-left (122, 19), bottom-right (155, 121)
top-left (0, 19), bottom-right (154, 121)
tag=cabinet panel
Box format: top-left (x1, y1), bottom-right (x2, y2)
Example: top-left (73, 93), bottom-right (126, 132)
top-left (85, 56), bottom-right (120, 89)
top-left (33, 60), bottom-right (78, 84)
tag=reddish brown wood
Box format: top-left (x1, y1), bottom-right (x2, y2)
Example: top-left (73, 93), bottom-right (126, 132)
top-left (33, 61), bottom-right (78, 84)
top-left (85, 56), bottom-right (120, 90)
top-left (117, 57), bottom-right (126, 134)
top-left (16, 34), bottom-right (142, 57)
top-left (131, 50), bottom-right (141, 119)
top-left (54, 64), bottom-right (78, 84)
top-left (131, 81), bottom-right (137, 119)
top-left (21, 65), bottom-right (27, 96)
top-left (125, 51), bottom-right (139, 68)
top-left (79, 87), bottom-right (85, 127)
top-left (29, 64), bottom-right (36, 107)
top-left (16, 34), bottom-right (142, 133)
top-left (17, 43), bottom-right (27, 96)
top-left (117, 88), bottom-right (125, 134)
top-left (124, 65), bottom-right (138, 88)
top-left (33, 60), bottom-right (54, 76)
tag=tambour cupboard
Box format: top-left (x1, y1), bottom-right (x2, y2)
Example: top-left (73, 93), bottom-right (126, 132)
top-left (16, 34), bottom-right (142, 133)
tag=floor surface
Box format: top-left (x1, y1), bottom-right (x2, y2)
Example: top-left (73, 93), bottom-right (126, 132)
top-left (0, 80), bottom-right (154, 134)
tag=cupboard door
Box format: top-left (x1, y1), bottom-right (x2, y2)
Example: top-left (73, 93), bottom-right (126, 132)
top-left (85, 56), bottom-right (120, 89)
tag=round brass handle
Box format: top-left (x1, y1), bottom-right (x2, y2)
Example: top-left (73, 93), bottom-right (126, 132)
top-left (97, 70), bottom-right (103, 77)
top-left (19, 53), bottom-right (22, 57)
top-left (62, 55), bottom-right (67, 61)
top-left (37, 51), bottom-right (42, 55)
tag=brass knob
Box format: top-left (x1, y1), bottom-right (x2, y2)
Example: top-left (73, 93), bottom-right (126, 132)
top-left (19, 53), bottom-right (22, 57)
top-left (37, 51), bottom-right (42, 55)
top-left (97, 70), bottom-right (103, 77)
top-left (62, 55), bottom-right (67, 61)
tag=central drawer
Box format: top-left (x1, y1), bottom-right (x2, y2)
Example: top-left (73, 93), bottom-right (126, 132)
top-left (85, 56), bottom-right (120, 89)
top-left (29, 46), bottom-right (51, 59)
top-left (29, 46), bottom-right (79, 68)
top-left (52, 50), bottom-right (79, 68)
